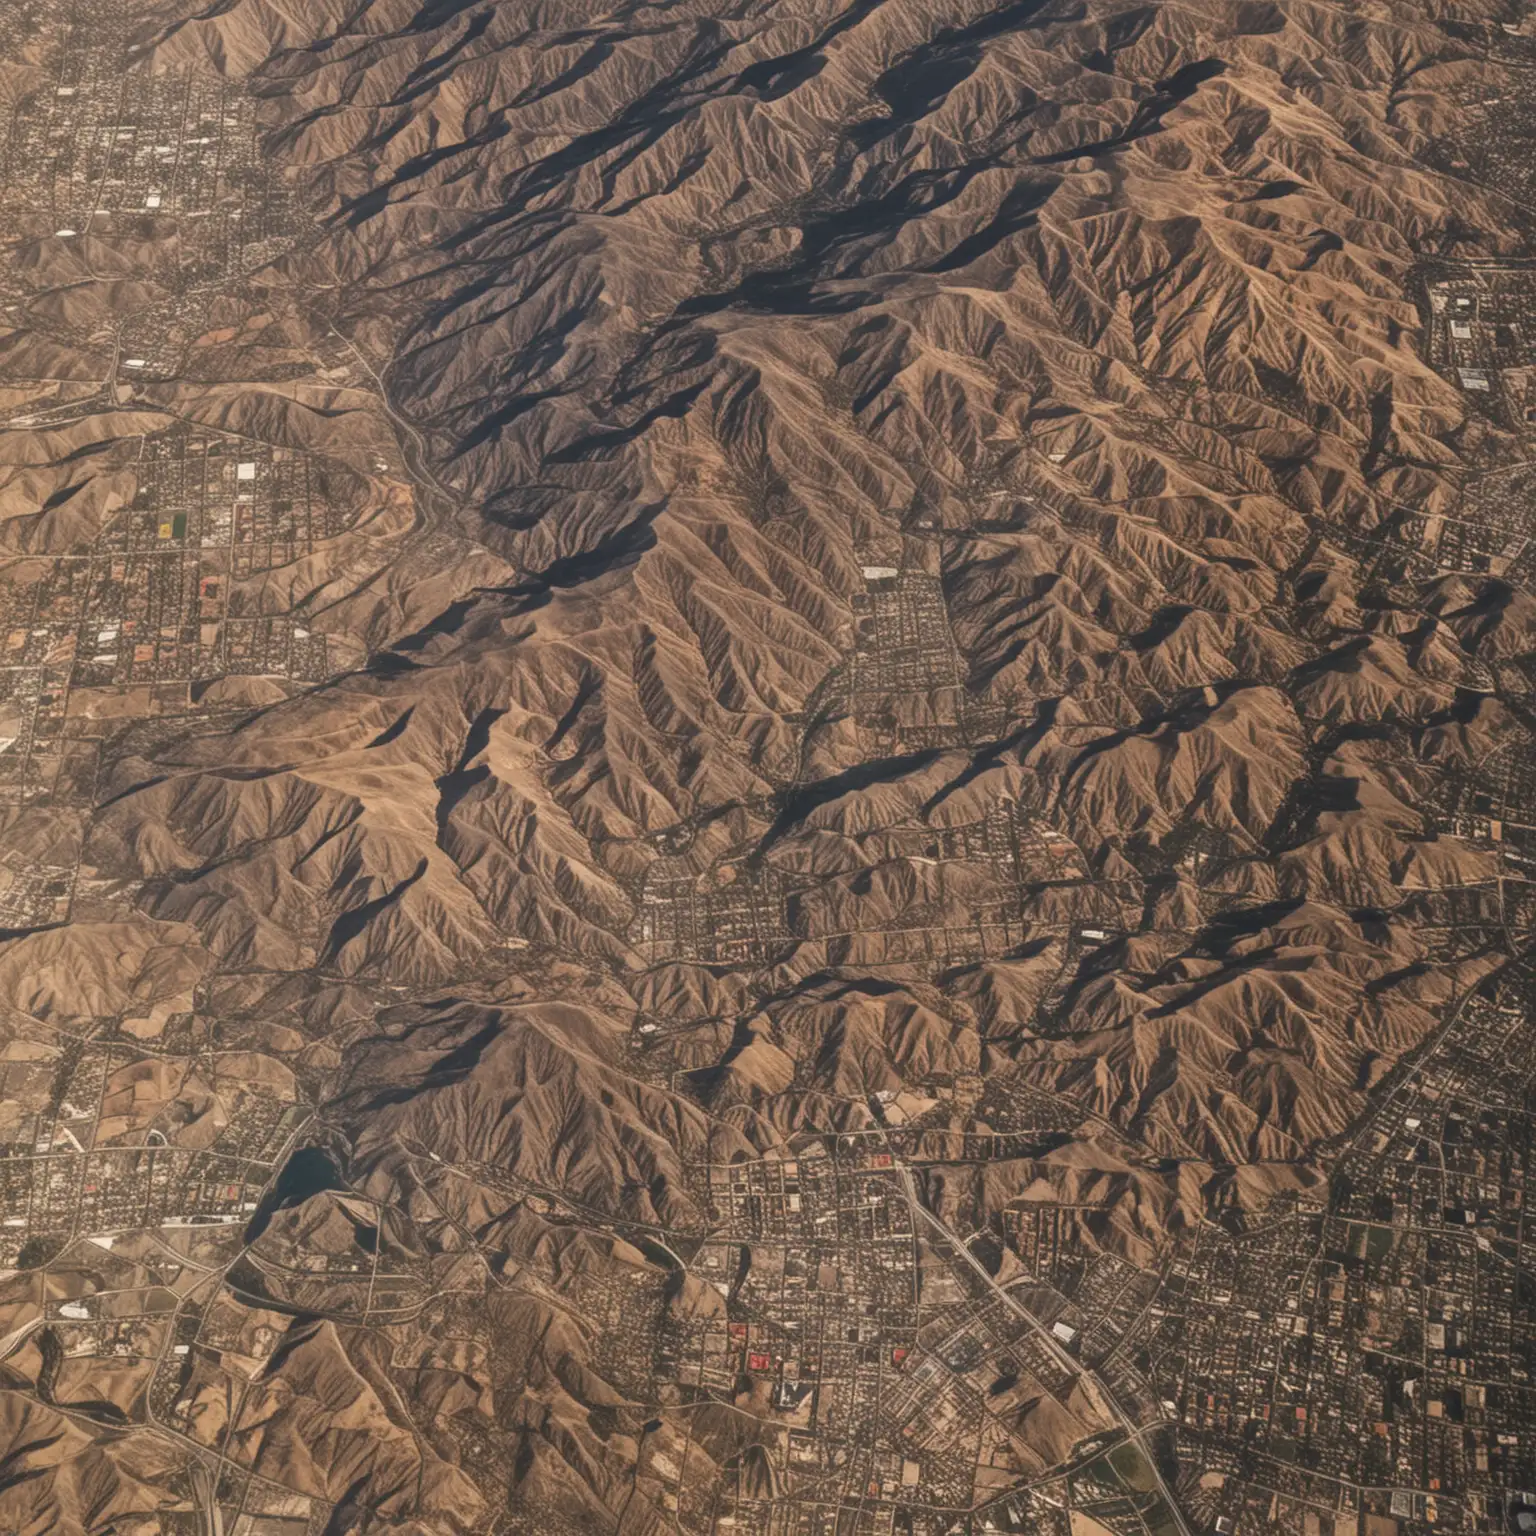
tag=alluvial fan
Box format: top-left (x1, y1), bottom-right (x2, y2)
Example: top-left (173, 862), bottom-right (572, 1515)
top-left (0, 1), bottom-right (1534, 1533)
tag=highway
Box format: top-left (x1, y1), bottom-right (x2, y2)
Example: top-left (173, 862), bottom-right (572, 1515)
top-left (890, 1155), bottom-right (1195, 1536)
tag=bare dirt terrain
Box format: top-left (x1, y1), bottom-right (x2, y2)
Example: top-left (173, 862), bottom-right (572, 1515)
top-left (1, 1), bottom-right (1535, 1533)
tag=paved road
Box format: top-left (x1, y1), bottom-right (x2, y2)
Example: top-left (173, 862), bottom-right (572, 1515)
top-left (891, 1157), bottom-right (1195, 1536)
top-left (189, 1461), bottom-right (225, 1536)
